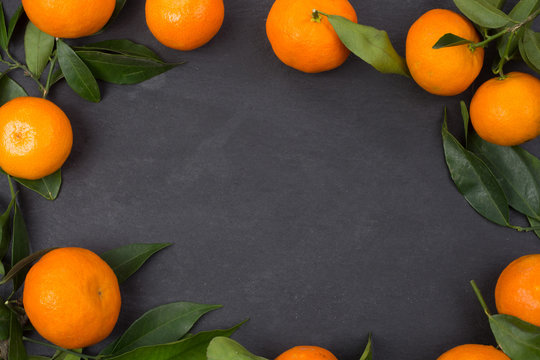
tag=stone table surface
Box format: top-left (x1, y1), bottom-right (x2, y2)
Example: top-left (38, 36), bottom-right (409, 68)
top-left (2, 0), bottom-right (540, 359)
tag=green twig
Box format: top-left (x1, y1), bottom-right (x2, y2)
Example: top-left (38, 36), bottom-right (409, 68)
top-left (470, 8), bottom-right (540, 50)
top-left (22, 337), bottom-right (101, 360)
top-left (493, 32), bottom-right (515, 77)
top-left (509, 224), bottom-right (540, 232)
top-left (0, 48), bottom-right (46, 94)
top-left (470, 280), bottom-right (492, 316)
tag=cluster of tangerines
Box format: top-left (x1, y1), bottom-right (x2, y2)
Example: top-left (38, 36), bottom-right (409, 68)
top-left (0, 0), bottom-right (539, 359)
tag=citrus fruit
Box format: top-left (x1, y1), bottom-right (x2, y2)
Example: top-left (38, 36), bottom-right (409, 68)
top-left (470, 72), bottom-right (540, 146)
top-left (23, 247), bottom-right (121, 349)
top-left (21, 0), bottom-right (116, 38)
top-left (406, 9), bottom-right (484, 96)
top-left (266, 0), bottom-right (357, 73)
top-left (0, 97), bottom-right (72, 180)
top-left (437, 344), bottom-right (510, 360)
top-left (275, 346), bottom-right (338, 360)
top-left (495, 254), bottom-right (540, 326)
top-left (145, 0), bottom-right (225, 51)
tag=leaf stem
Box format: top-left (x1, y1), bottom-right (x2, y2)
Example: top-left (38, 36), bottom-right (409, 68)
top-left (470, 280), bottom-right (492, 316)
top-left (22, 337), bottom-right (101, 359)
top-left (508, 224), bottom-right (540, 232)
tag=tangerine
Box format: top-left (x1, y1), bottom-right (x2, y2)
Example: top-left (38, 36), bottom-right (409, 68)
top-left (495, 254), bottom-right (540, 326)
top-left (0, 97), bottom-right (72, 180)
top-left (437, 344), bottom-right (510, 360)
top-left (266, 0), bottom-right (357, 73)
top-left (275, 346), bottom-right (338, 360)
top-left (23, 247), bottom-right (121, 349)
top-left (406, 9), bottom-right (484, 96)
top-left (470, 72), bottom-right (540, 146)
top-left (21, 0), bottom-right (116, 38)
top-left (145, 0), bottom-right (225, 51)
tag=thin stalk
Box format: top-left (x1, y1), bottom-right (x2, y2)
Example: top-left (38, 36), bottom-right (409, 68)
top-left (2, 49), bottom-right (46, 94)
top-left (509, 224), bottom-right (540, 232)
top-left (470, 280), bottom-right (492, 316)
top-left (22, 337), bottom-right (101, 360)
top-left (494, 32), bottom-right (515, 77)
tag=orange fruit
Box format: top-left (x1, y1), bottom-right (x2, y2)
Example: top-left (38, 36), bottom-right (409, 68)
top-left (145, 0), bottom-right (225, 51)
top-left (495, 254), bottom-right (540, 326)
top-left (470, 72), bottom-right (540, 146)
top-left (21, 0), bottom-right (116, 38)
top-left (0, 97), bottom-right (72, 180)
top-left (23, 247), bottom-right (121, 349)
top-left (266, 0), bottom-right (357, 73)
top-left (437, 344), bottom-right (510, 360)
top-left (275, 346), bottom-right (338, 360)
top-left (406, 9), bottom-right (484, 96)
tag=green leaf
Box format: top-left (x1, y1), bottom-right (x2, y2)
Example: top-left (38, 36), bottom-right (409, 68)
top-left (52, 348), bottom-right (81, 360)
top-left (0, 194), bottom-right (16, 261)
top-left (529, 216), bottom-right (540, 239)
top-left (49, 69), bottom-right (64, 86)
top-left (57, 39), bottom-right (101, 102)
top-left (498, 0), bottom-right (540, 59)
top-left (207, 337), bottom-right (268, 360)
top-left (11, 203), bottom-right (29, 291)
top-left (8, 311), bottom-right (26, 360)
top-left (74, 40), bottom-right (161, 61)
top-left (107, 302), bottom-right (222, 355)
top-left (106, 322), bottom-right (245, 360)
top-left (24, 22), bottom-right (55, 78)
top-left (442, 110), bottom-right (510, 226)
top-left (323, 14), bottom-right (409, 77)
top-left (76, 51), bottom-right (179, 85)
top-left (0, 303), bottom-right (11, 340)
top-left (0, 3), bottom-right (8, 51)
top-left (28, 357), bottom-right (50, 360)
top-left (100, 243), bottom-right (171, 284)
top-left (519, 30), bottom-right (540, 74)
top-left (0, 248), bottom-right (56, 286)
top-left (359, 333), bottom-right (373, 360)
top-left (104, 0), bottom-right (128, 29)
top-left (490, 314), bottom-right (540, 359)
top-left (7, 5), bottom-right (23, 44)
top-left (469, 133), bottom-right (540, 220)
top-left (0, 75), bottom-right (27, 106)
top-left (11, 170), bottom-right (62, 201)
top-left (453, 0), bottom-right (513, 28)
top-left (460, 101), bottom-right (470, 146)
top-left (433, 33), bottom-right (474, 49)
top-left (485, 0), bottom-right (507, 8)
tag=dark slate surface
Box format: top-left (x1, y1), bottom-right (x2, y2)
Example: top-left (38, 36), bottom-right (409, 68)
top-left (2, 0), bottom-right (540, 359)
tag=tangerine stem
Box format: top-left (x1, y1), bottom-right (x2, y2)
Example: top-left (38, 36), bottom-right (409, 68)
top-left (470, 280), bottom-right (492, 317)
top-left (311, 9), bottom-right (322, 23)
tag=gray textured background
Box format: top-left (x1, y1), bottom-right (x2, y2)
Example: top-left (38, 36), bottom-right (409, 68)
top-left (2, 0), bottom-right (540, 359)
